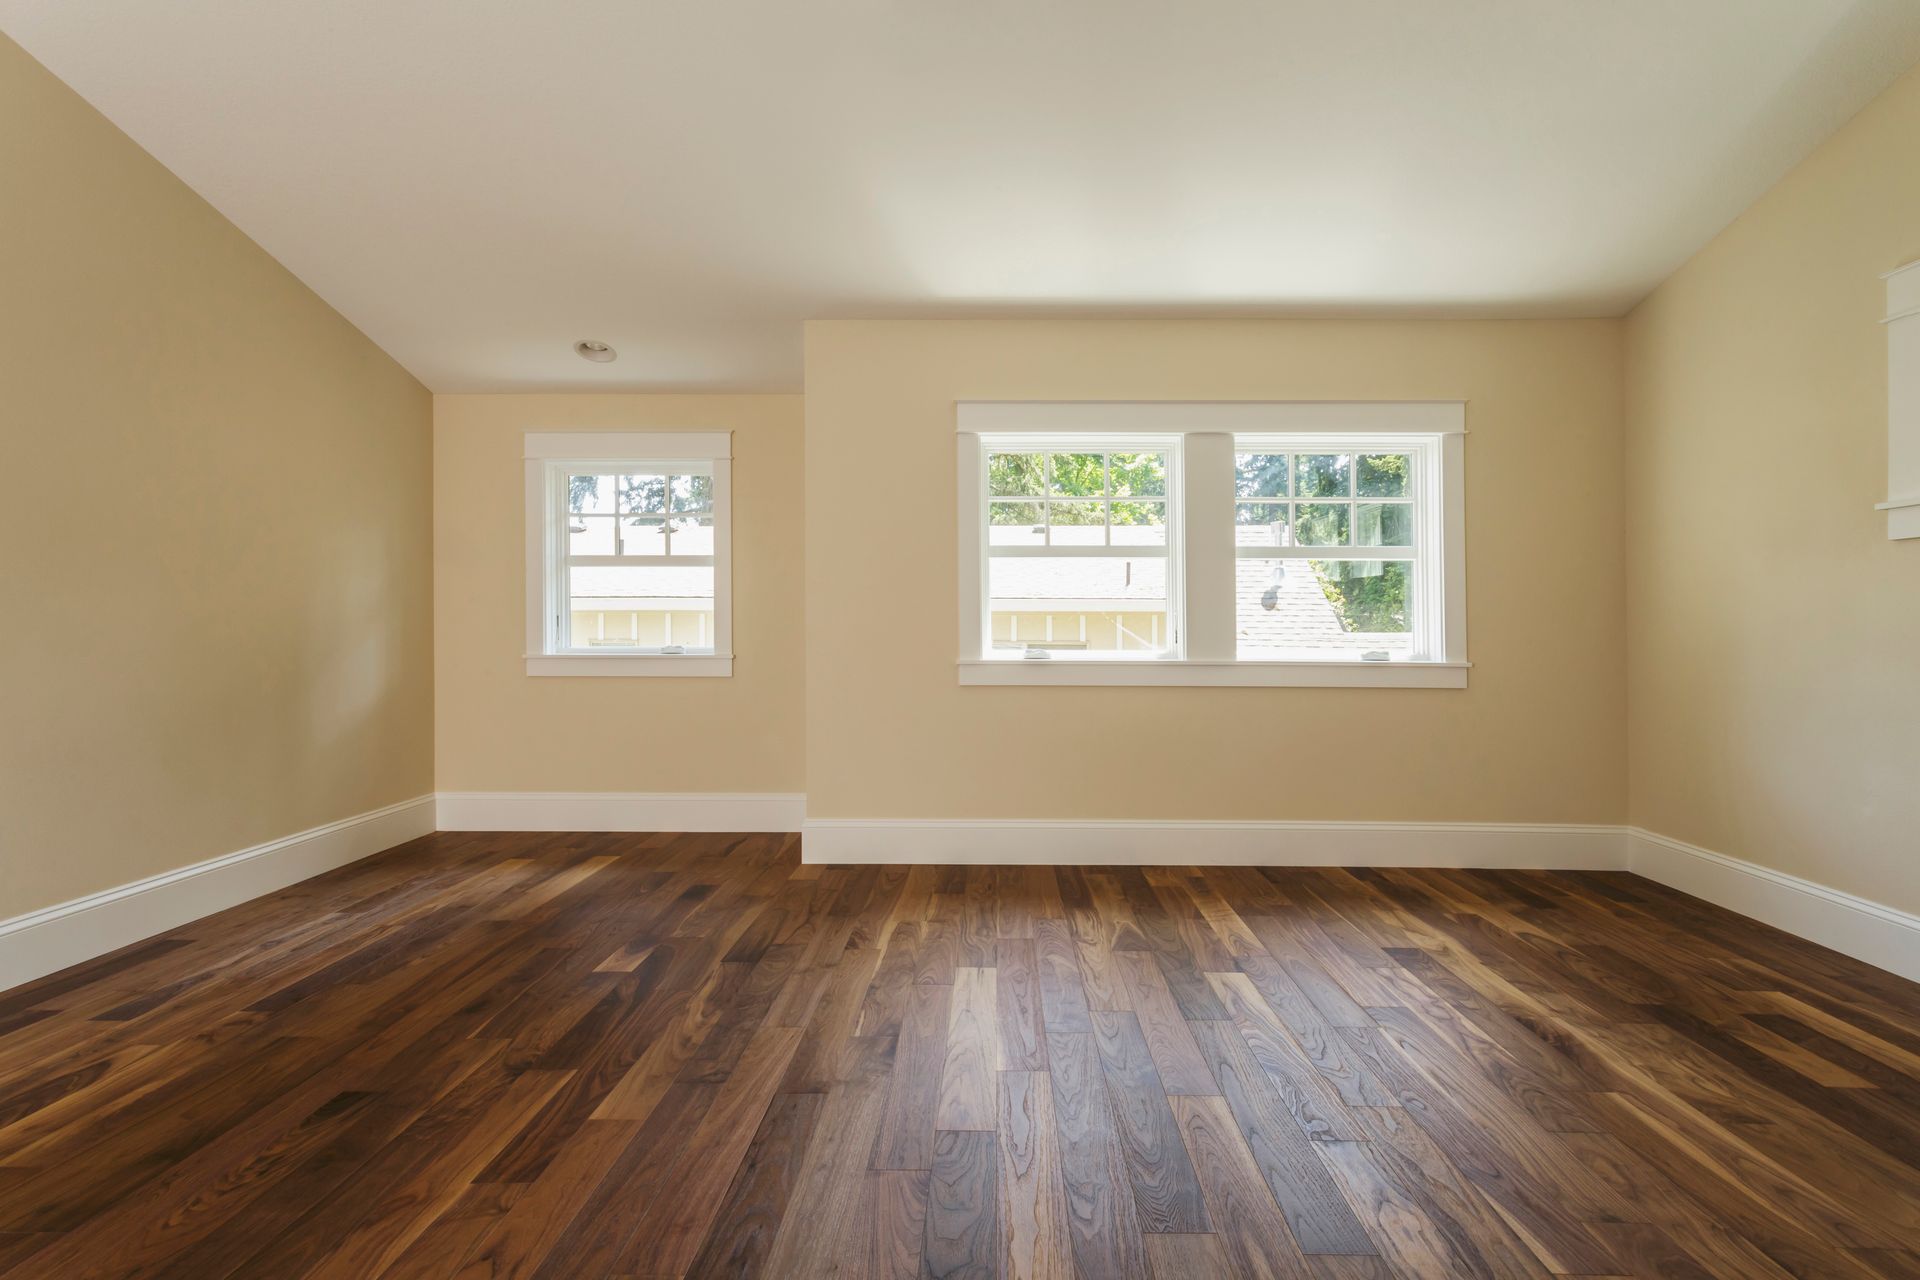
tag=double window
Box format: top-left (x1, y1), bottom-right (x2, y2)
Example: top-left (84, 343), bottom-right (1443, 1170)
top-left (524, 431), bottom-right (732, 676)
top-left (958, 403), bottom-right (1466, 686)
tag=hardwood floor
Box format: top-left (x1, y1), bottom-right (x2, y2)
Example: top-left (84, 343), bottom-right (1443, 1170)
top-left (0, 832), bottom-right (1916, 1278)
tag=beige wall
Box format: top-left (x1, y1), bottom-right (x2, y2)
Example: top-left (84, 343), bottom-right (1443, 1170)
top-left (804, 318), bottom-right (1626, 822)
top-left (0, 35), bottom-right (433, 916)
top-left (1625, 62), bottom-right (1920, 912)
top-left (15, 16), bottom-right (1908, 919)
top-left (433, 395), bottom-right (806, 793)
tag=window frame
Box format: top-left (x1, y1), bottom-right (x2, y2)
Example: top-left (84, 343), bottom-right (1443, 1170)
top-left (1231, 433), bottom-right (1438, 663)
top-left (976, 435), bottom-right (1185, 660)
top-left (956, 403), bottom-right (1467, 688)
top-left (523, 430), bottom-right (733, 677)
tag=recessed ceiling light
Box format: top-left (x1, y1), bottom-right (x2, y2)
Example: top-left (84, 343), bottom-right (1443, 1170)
top-left (574, 340), bottom-right (617, 363)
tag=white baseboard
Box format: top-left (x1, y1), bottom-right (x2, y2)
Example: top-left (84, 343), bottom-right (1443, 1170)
top-left (1628, 828), bottom-right (1920, 983)
top-left (435, 791), bottom-right (805, 833)
top-left (801, 818), bottom-right (1629, 870)
top-left (0, 794), bottom-right (436, 994)
top-left (9, 800), bottom-right (1906, 1000)
top-left (807, 817), bottom-right (1918, 982)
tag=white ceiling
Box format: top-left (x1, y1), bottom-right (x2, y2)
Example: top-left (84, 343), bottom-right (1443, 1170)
top-left (6, 1), bottom-right (1919, 392)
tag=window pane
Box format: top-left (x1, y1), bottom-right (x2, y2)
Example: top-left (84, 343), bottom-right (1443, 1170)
top-left (617, 475), bottom-right (667, 514)
top-left (668, 513), bottom-right (714, 555)
top-left (568, 474), bottom-right (614, 513)
top-left (1235, 454), bottom-right (1289, 498)
top-left (1294, 503), bottom-right (1350, 546)
top-left (618, 515), bottom-right (666, 556)
top-left (1296, 454), bottom-right (1351, 498)
top-left (1235, 501), bottom-right (1291, 546)
top-left (989, 556), bottom-right (1168, 654)
top-left (1356, 453), bottom-right (1411, 497)
top-left (1355, 502), bottom-right (1412, 547)
top-left (1109, 500), bottom-right (1165, 546)
top-left (1109, 452), bottom-right (1166, 498)
top-left (1314, 560), bottom-right (1412, 634)
top-left (988, 452), bottom-right (1044, 497)
top-left (568, 565), bottom-right (715, 650)
top-left (989, 501), bottom-right (1045, 546)
top-left (1236, 558), bottom-right (1413, 657)
top-left (670, 474), bottom-right (711, 512)
top-left (568, 513), bottom-right (616, 555)
top-left (1048, 500), bottom-right (1106, 545)
top-left (1048, 453), bottom-right (1106, 497)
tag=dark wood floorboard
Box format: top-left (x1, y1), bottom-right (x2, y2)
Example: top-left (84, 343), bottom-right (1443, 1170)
top-left (0, 832), bottom-right (1914, 1277)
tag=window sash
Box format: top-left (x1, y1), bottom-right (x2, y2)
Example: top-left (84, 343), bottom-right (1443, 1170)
top-left (985, 447), bottom-right (1172, 553)
top-left (539, 457), bottom-right (728, 658)
top-left (1232, 435), bottom-right (1442, 661)
top-left (562, 466), bottom-right (714, 561)
top-left (987, 546), bottom-right (1167, 559)
top-left (969, 434), bottom-right (1184, 658)
top-left (1230, 546), bottom-right (1413, 559)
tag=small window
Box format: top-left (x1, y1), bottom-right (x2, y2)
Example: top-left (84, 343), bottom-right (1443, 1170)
top-left (524, 432), bottom-right (732, 676)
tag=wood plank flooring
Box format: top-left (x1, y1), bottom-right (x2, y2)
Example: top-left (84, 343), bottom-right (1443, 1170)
top-left (0, 831), bottom-right (1916, 1278)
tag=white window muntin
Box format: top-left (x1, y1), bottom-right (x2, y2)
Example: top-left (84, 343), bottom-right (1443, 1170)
top-left (524, 431), bottom-right (732, 677)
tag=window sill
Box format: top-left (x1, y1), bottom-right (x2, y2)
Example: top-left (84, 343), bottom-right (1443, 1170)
top-left (526, 653), bottom-right (733, 678)
top-left (957, 658), bottom-right (1468, 688)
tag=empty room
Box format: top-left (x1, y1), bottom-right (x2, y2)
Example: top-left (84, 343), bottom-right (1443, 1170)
top-left (2, 2), bottom-right (1918, 1276)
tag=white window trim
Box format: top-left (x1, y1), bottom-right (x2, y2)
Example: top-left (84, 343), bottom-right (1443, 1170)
top-left (524, 430), bottom-right (733, 677)
top-left (956, 402), bottom-right (1468, 688)
top-left (957, 400), bottom-right (1466, 434)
